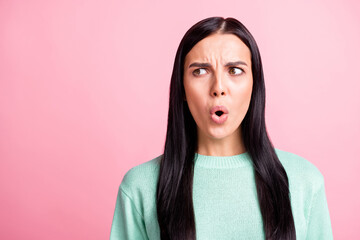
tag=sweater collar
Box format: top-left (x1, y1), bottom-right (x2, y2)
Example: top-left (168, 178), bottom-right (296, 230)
top-left (193, 152), bottom-right (252, 169)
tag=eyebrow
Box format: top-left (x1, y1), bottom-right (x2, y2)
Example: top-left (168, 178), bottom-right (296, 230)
top-left (188, 61), bottom-right (248, 68)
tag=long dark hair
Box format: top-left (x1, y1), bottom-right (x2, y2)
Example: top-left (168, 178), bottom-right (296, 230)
top-left (156, 16), bottom-right (296, 240)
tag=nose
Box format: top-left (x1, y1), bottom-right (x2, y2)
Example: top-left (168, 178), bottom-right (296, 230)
top-left (213, 90), bottom-right (225, 97)
top-left (211, 72), bottom-right (227, 97)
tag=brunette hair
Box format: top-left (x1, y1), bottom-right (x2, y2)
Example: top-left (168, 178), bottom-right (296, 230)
top-left (156, 16), bottom-right (296, 240)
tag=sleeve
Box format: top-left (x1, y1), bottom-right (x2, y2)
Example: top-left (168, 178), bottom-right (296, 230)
top-left (305, 180), bottom-right (333, 240)
top-left (110, 186), bottom-right (149, 240)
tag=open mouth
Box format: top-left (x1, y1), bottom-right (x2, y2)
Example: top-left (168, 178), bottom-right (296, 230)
top-left (215, 111), bottom-right (224, 117)
top-left (210, 105), bottom-right (229, 124)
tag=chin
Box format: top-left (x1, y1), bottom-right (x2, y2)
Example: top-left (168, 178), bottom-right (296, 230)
top-left (207, 128), bottom-right (231, 140)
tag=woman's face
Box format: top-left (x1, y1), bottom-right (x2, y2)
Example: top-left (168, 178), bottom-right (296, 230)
top-left (183, 33), bottom-right (253, 141)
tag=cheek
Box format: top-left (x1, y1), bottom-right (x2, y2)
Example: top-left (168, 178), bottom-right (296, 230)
top-left (233, 79), bottom-right (253, 113)
top-left (186, 90), bottom-right (204, 116)
top-left (184, 83), bottom-right (206, 119)
top-left (184, 79), bottom-right (204, 105)
top-left (243, 80), bottom-right (253, 101)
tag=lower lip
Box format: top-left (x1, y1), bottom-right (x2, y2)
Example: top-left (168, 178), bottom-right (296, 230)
top-left (211, 113), bottom-right (228, 124)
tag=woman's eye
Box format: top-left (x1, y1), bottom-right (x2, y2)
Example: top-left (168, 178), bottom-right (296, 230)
top-left (229, 67), bottom-right (243, 75)
top-left (193, 68), bottom-right (207, 76)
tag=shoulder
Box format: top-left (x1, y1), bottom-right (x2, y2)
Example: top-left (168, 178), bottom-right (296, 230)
top-left (112, 155), bottom-right (162, 221)
top-left (274, 148), bottom-right (325, 192)
top-left (119, 154), bottom-right (162, 196)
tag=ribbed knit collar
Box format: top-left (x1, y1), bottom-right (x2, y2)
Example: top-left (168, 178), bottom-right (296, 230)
top-left (193, 152), bottom-right (252, 169)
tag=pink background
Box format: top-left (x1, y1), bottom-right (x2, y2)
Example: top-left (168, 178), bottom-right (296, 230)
top-left (1, 0), bottom-right (359, 239)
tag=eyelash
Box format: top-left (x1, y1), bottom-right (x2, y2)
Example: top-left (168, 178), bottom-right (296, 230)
top-left (192, 67), bottom-right (244, 76)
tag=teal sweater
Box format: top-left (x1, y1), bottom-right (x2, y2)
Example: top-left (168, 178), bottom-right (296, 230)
top-left (110, 148), bottom-right (333, 239)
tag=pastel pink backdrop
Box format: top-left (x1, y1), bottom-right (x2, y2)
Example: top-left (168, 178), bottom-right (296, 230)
top-left (1, 0), bottom-right (359, 239)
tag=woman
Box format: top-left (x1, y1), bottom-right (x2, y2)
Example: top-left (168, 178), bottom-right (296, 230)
top-left (110, 16), bottom-right (333, 240)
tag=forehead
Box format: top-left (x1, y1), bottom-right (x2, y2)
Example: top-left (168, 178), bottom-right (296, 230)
top-left (184, 33), bottom-right (251, 66)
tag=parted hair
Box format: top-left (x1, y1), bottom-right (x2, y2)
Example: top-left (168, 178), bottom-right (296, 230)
top-left (156, 16), bottom-right (296, 240)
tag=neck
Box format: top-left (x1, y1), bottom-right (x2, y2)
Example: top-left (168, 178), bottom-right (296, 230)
top-left (196, 126), bottom-right (246, 156)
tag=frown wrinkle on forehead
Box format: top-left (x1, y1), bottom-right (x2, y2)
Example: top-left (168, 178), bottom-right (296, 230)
top-left (184, 33), bottom-right (252, 69)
